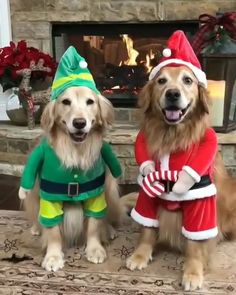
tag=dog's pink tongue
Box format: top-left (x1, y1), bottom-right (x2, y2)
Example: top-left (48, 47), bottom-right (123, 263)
top-left (165, 110), bottom-right (181, 120)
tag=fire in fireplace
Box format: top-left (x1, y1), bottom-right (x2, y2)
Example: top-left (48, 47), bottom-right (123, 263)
top-left (52, 22), bottom-right (198, 107)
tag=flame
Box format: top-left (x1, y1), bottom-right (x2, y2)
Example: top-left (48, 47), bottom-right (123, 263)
top-left (145, 49), bottom-right (155, 73)
top-left (121, 34), bottom-right (139, 66)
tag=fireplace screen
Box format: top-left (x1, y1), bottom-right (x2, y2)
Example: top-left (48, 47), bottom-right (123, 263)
top-left (52, 23), bottom-right (198, 107)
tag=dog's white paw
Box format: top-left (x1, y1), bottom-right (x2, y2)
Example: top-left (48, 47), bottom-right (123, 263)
top-left (182, 272), bottom-right (203, 291)
top-left (42, 252), bottom-right (64, 272)
top-left (86, 244), bottom-right (107, 264)
top-left (30, 224), bottom-right (41, 236)
top-left (126, 252), bottom-right (152, 271)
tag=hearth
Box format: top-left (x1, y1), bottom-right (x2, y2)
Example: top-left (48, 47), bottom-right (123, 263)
top-left (52, 22), bottom-right (198, 107)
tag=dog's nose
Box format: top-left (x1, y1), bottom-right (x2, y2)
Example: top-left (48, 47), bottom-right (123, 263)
top-left (73, 118), bottom-right (86, 129)
top-left (165, 89), bottom-right (181, 102)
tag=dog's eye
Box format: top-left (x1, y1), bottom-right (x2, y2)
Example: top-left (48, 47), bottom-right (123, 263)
top-left (183, 76), bottom-right (193, 85)
top-left (62, 99), bottom-right (71, 105)
top-left (87, 99), bottom-right (94, 105)
top-left (157, 78), bottom-right (167, 85)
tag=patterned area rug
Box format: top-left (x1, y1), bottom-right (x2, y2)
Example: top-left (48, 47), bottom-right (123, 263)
top-left (0, 210), bottom-right (236, 295)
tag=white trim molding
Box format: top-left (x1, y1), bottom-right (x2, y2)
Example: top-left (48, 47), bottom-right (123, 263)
top-left (131, 209), bottom-right (159, 227)
top-left (0, 0), bottom-right (12, 47)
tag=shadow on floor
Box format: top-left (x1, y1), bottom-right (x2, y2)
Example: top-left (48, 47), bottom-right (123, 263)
top-left (0, 174), bottom-right (138, 211)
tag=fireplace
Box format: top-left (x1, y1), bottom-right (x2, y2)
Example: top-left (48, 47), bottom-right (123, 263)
top-left (52, 22), bottom-right (198, 107)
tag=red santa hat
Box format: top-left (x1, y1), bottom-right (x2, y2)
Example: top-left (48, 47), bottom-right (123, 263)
top-left (149, 30), bottom-right (207, 88)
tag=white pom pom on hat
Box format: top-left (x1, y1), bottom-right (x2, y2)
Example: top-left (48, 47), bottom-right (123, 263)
top-left (149, 31), bottom-right (207, 87)
top-left (79, 60), bottom-right (88, 68)
top-left (162, 48), bottom-right (172, 57)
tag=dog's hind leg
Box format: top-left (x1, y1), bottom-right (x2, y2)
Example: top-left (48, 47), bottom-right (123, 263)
top-left (182, 239), bottom-right (214, 291)
top-left (41, 225), bottom-right (64, 272)
top-left (85, 217), bottom-right (107, 264)
top-left (105, 169), bottom-right (123, 226)
top-left (126, 227), bottom-right (157, 270)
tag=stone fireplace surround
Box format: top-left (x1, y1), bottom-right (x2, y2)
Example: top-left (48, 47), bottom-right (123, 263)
top-left (3, 0), bottom-right (236, 185)
top-left (10, 0), bottom-right (236, 121)
top-left (10, 0), bottom-right (236, 55)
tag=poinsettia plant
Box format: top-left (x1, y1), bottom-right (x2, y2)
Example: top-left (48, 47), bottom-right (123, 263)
top-left (0, 40), bottom-right (57, 92)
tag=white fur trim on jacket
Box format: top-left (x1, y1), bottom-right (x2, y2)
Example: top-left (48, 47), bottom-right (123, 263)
top-left (149, 58), bottom-right (207, 88)
top-left (160, 154), bottom-right (170, 170)
top-left (182, 166), bottom-right (201, 183)
top-left (182, 226), bottom-right (218, 240)
top-left (158, 183), bottom-right (216, 201)
top-left (139, 160), bottom-right (155, 175)
top-left (131, 208), bottom-right (159, 227)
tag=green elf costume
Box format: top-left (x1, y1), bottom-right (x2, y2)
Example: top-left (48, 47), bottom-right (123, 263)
top-left (20, 46), bottom-right (122, 228)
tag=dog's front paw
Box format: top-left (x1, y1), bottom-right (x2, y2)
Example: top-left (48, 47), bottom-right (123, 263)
top-left (86, 244), bottom-right (107, 264)
top-left (126, 252), bottom-right (152, 271)
top-left (30, 224), bottom-right (41, 236)
top-left (42, 252), bottom-right (64, 272)
top-left (182, 271), bottom-right (203, 291)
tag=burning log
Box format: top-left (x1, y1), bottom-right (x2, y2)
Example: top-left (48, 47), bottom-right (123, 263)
top-left (95, 63), bottom-right (149, 91)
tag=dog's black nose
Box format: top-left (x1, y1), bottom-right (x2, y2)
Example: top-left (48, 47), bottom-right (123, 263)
top-left (165, 89), bottom-right (181, 102)
top-left (73, 118), bottom-right (86, 129)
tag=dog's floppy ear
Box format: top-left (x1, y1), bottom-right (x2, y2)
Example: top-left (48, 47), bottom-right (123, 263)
top-left (138, 80), bottom-right (154, 112)
top-left (198, 83), bottom-right (210, 114)
top-left (97, 94), bottom-right (114, 127)
top-left (41, 100), bottom-right (56, 133)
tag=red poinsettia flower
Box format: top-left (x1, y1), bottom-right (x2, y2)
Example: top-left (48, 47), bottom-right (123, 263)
top-left (0, 40), bottom-right (57, 92)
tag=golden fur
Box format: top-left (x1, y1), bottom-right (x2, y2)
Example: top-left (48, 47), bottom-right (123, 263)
top-left (21, 86), bottom-right (125, 271)
top-left (138, 66), bottom-right (210, 158)
top-left (126, 66), bottom-right (236, 291)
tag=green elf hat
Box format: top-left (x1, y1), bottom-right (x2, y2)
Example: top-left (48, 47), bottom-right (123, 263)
top-left (51, 46), bottom-right (100, 100)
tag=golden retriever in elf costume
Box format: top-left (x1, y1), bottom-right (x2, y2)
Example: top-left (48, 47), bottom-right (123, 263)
top-left (19, 46), bottom-right (124, 271)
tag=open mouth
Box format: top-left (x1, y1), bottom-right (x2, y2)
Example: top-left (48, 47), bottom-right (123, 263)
top-left (69, 131), bottom-right (87, 143)
top-left (162, 104), bottom-right (191, 124)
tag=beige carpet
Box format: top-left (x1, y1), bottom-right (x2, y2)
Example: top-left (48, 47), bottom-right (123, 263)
top-left (0, 210), bottom-right (236, 295)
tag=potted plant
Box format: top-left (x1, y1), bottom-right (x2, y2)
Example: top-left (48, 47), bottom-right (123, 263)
top-left (0, 40), bottom-right (57, 126)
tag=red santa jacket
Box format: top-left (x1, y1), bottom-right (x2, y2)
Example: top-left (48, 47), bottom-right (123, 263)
top-left (135, 128), bottom-right (218, 201)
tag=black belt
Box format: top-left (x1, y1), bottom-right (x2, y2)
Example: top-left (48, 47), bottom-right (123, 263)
top-left (161, 175), bottom-right (212, 194)
top-left (40, 172), bottom-right (105, 197)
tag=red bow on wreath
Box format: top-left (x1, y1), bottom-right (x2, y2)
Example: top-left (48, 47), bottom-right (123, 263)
top-left (191, 12), bottom-right (236, 55)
